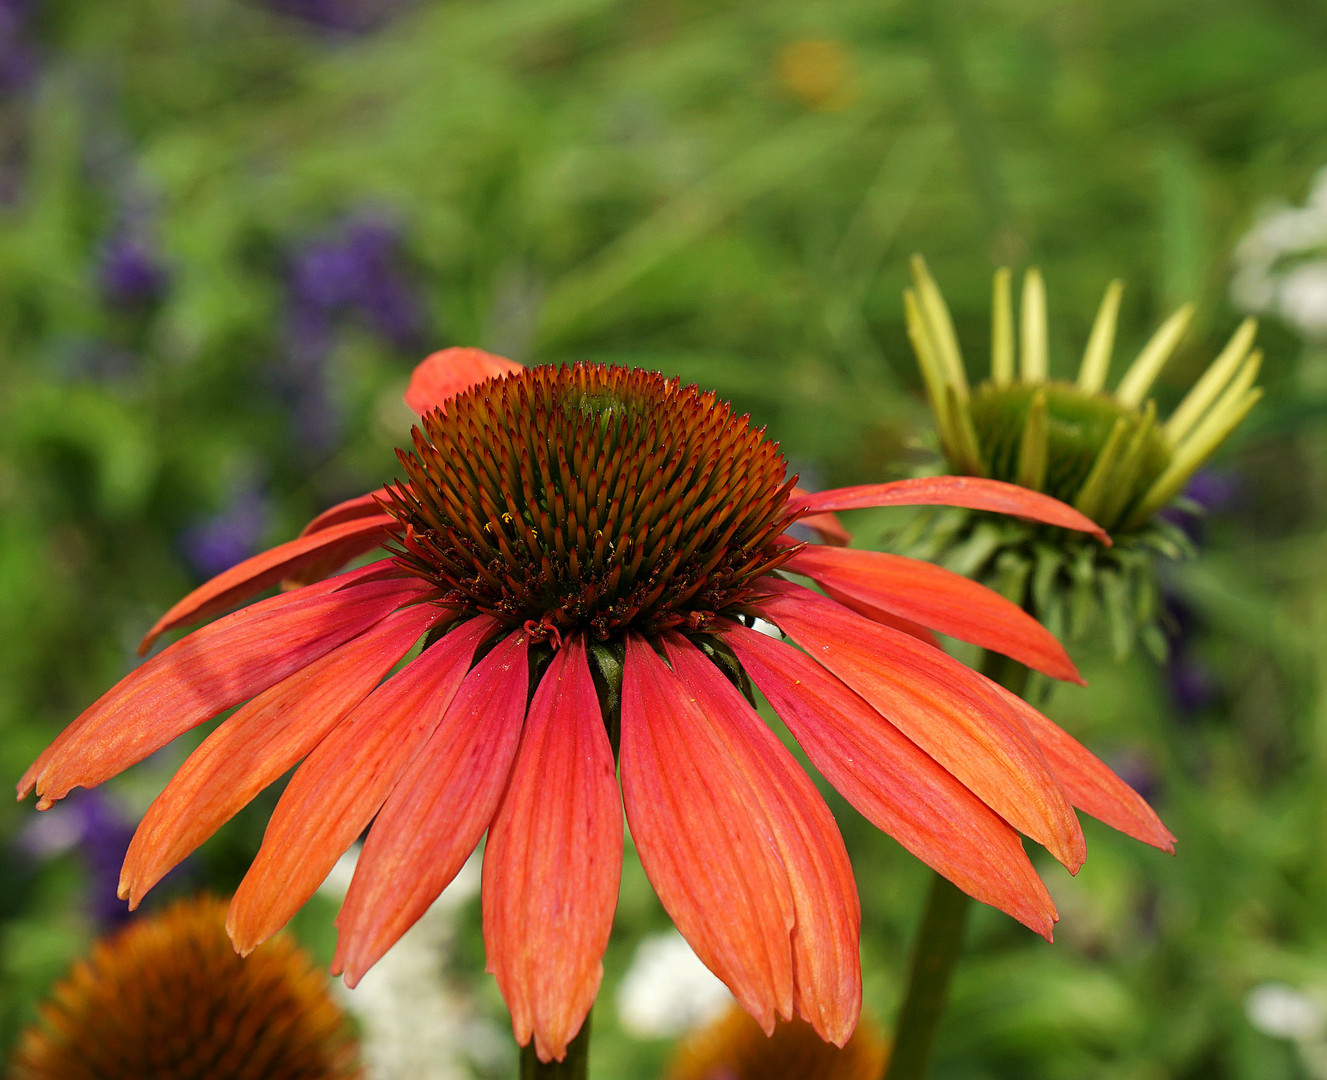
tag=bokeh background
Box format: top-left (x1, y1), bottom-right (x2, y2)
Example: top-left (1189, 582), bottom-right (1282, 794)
top-left (3, 1), bottom-right (1327, 1077)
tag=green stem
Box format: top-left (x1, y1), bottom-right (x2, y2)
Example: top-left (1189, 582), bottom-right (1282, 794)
top-left (882, 652), bottom-right (1033, 1080)
top-left (520, 1012), bottom-right (591, 1080)
top-left (882, 873), bottom-right (972, 1080)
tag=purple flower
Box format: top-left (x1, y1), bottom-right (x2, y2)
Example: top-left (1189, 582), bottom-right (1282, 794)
top-left (286, 217), bottom-right (424, 345)
top-left (1160, 468), bottom-right (1242, 543)
top-left (262, 0), bottom-right (408, 34)
top-left (1166, 652), bottom-right (1219, 716)
top-left (19, 789), bottom-right (136, 928)
top-left (1161, 593), bottom-right (1219, 717)
top-left (0, 0), bottom-right (39, 95)
top-left (274, 214), bottom-right (425, 451)
top-left (98, 232), bottom-right (169, 307)
top-left (179, 485), bottom-right (271, 579)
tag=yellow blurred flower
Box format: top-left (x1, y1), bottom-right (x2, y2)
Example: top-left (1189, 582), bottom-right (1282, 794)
top-left (775, 39), bottom-right (859, 111)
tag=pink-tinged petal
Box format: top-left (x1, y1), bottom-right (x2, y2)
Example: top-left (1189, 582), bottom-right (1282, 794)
top-left (483, 637), bottom-right (622, 1062)
top-left (759, 580), bottom-right (1086, 873)
top-left (663, 634), bottom-right (862, 1045)
top-left (333, 630), bottom-right (531, 985)
top-left (620, 634), bottom-right (795, 1034)
top-left (783, 545), bottom-right (1083, 684)
top-left (799, 477), bottom-right (1110, 543)
top-left (404, 347), bottom-right (524, 414)
top-left (139, 516), bottom-right (397, 653)
top-left (298, 488), bottom-right (393, 536)
top-left (120, 601), bottom-right (446, 908)
top-left (788, 486), bottom-right (851, 546)
top-left (226, 615), bottom-right (500, 955)
top-left (280, 487), bottom-right (399, 589)
top-left (818, 583), bottom-right (940, 648)
top-left (18, 567), bottom-right (419, 809)
top-left (986, 680), bottom-right (1176, 853)
top-left (721, 621), bottom-right (1058, 939)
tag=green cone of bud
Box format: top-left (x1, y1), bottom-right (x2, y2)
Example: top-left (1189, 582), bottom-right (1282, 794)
top-left (897, 255), bottom-right (1262, 665)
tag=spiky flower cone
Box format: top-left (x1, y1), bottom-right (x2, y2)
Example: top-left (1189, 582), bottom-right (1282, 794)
top-left (11, 896), bottom-right (362, 1080)
top-left (667, 1006), bottom-right (888, 1080)
top-left (900, 256), bottom-right (1263, 660)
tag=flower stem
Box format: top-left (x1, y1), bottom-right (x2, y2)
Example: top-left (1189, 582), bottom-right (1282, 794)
top-left (883, 652), bottom-right (1032, 1080)
top-left (520, 1012), bottom-right (591, 1080)
top-left (881, 873), bottom-right (971, 1080)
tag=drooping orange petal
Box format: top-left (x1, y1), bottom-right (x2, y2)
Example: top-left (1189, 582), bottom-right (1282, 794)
top-left (298, 488), bottom-right (393, 536)
top-left (788, 486), bottom-right (851, 546)
top-left (759, 580), bottom-right (1086, 872)
top-left (818, 582), bottom-right (941, 647)
top-left (619, 634), bottom-right (795, 1034)
top-left (783, 544), bottom-right (1083, 683)
top-left (986, 680), bottom-right (1176, 853)
top-left (119, 600), bottom-right (447, 908)
top-left (721, 621), bottom-right (1057, 939)
top-left (403, 347), bottom-right (524, 414)
top-left (280, 487), bottom-right (399, 589)
top-left (18, 567), bottom-right (418, 809)
top-left (226, 614), bottom-right (500, 955)
top-left (798, 477), bottom-right (1110, 543)
top-left (139, 516), bottom-right (397, 653)
top-left (482, 636), bottom-right (622, 1063)
top-left (663, 634), bottom-right (862, 1045)
top-left (334, 630), bottom-right (531, 986)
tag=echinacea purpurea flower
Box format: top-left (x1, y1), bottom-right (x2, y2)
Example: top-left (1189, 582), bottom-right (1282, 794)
top-left (18, 348), bottom-right (1174, 1062)
top-left (10, 895), bottom-right (362, 1080)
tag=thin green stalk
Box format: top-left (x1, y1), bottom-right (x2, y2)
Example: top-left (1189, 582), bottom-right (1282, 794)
top-left (881, 873), bottom-right (972, 1080)
top-left (520, 1012), bottom-right (591, 1080)
top-left (883, 652), bottom-right (1032, 1080)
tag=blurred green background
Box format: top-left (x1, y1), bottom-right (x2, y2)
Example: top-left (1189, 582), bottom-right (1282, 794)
top-left (3, 1), bottom-right (1327, 1077)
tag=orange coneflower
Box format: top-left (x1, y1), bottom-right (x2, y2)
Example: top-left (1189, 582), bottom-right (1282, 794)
top-left (18, 348), bottom-right (1173, 1063)
top-left (11, 895), bottom-right (361, 1080)
top-left (667, 1005), bottom-right (888, 1080)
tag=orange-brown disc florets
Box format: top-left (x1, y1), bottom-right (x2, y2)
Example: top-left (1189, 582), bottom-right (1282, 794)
top-left (385, 363), bottom-right (801, 640)
top-left (11, 896), bottom-right (362, 1080)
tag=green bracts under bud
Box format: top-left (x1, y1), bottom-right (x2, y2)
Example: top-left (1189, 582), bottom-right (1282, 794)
top-left (899, 256), bottom-right (1262, 662)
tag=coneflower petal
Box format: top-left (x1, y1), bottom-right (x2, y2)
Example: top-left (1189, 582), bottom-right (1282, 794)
top-left (298, 488), bottom-right (394, 535)
top-left (760, 581), bottom-right (1086, 873)
top-left (788, 486), bottom-right (851, 546)
top-left (722, 621), bottom-right (1058, 939)
top-left (120, 601), bottom-right (447, 908)
top-left (986, 679), bottom-right (1176, 852)
top-left (663, 634), bottom-right (862, 1046)
top-left (403, 347), bottom-right (524, 414)
top-left (620, 634), bottom-right (796, 1034)
top-left (281, 488), bottom-right (400, 588)
top-left (782, 544), bottom-right (1083, 684)
top-left (798, 476), bottom-right (1110, 543)
top-left (139, 517), bottom-right (397, 653)
top-left (333, 630), bottom-right (531, 986)
top-left (226, 615), bottom-right (500, 955)
top-left (482, 636), bottom-right (621, 1063)
top-left (18, 566), bottom-right (417, 809)
top-left (816, 582), bottom-right (941, 647)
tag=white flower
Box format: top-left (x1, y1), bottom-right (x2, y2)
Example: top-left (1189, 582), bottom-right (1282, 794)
top-left (319, 846), bottom-right (506, 1080)
top-left (1231, 167), bottom-right (1327, 341)
top-left (1245, 982), bottom-right (1327, 1041)
top-left (615, 929), bottom-right (733, 1039)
